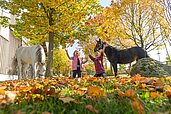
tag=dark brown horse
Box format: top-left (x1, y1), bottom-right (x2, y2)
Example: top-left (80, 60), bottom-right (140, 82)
top-left (94, 39), bottom-right (149, 77)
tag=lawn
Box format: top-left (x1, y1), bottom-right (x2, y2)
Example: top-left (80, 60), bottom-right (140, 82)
top-left (0, 74), bottom-right (171, 114)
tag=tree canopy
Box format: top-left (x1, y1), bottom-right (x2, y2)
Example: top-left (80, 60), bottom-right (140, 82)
top-left (0, 0), bottom-right (102, 77)
top-left (86, 0), bottom-right (171, 52)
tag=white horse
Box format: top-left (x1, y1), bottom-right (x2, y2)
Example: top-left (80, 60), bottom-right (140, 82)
top-left (12, 45), bottom-right (46, 79)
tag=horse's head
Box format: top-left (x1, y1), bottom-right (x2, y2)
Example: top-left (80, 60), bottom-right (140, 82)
top-left (94, 39), bottom-right (104, 52)
top-left (37, 62), bottom-right (46, 77)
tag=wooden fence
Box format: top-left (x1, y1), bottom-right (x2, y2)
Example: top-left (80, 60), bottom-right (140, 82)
top-left (0, 31), bottom-right (21, 74)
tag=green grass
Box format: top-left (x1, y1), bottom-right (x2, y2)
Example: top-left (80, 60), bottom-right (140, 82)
top-left (1, 93), bottom-right (170, 114)
top-left (0, 95), bottom-right (136, 114)
top-left (1, 75), bottom-right (171, 114)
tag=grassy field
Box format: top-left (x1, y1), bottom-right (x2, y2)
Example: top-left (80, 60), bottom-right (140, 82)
top-left (0, 74), bottom-right (171, 114)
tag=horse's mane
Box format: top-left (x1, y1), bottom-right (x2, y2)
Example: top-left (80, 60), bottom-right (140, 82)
top-left (104, 42), bottom-right (118, 52)
top-left (35, 45), bottom-right (45, 64)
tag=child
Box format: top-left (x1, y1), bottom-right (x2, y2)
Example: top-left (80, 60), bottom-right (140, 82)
top-left (65, 49), bottom-right (88, 78)
top-left (88, 50), bottom-right (106, 78)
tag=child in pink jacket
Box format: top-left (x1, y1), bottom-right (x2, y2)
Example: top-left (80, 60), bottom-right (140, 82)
top-left (65, 49), bottom-right (88, 78)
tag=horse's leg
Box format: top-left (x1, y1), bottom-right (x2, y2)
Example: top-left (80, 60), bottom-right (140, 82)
top-left (127, 63), bottom-right (131, 76)
top-left (112, 63), bottom-right (117, 77)
top-left (32, 63), bottom-right (38, 79)
top-left (17, 66), bottom-right (21, 80)
top-left (17, 60), bottom-right (22, 80)
top-left (28, 64), bottom-right (33, 79)
top-left (32, 64), bottom-right (35, 79)
top-left (23, 64), bottom-right (28, 79)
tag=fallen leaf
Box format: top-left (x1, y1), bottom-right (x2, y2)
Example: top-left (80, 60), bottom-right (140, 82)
top-left (131, 100), bottom-right (145, 114)
top-left (5, 91), bottom-right (18, 103)
top-left (59, 97), bottom-right (75, 103)
top-left (87, 86), bottom-right (106, 98)
top-left (0, 89), bottom-right (5, 95)
top-left (86, 104), bottom-right (99, 114)
top-left (0, 86), bottom-right (6, 90)
top-left (125, 89), bottom-right (136, 98)
top-left (150, 92), bottom-right (160, 99)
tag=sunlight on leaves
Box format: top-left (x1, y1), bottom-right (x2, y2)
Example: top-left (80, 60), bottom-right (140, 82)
top-left (87, 86), bottom-right (106, 98)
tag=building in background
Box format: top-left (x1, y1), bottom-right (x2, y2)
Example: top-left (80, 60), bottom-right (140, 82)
top-left (0, 9), bottom-right (23, 75)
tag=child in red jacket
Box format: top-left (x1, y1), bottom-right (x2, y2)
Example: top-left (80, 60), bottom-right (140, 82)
top-left (88, 50), bottom-right (106, 78)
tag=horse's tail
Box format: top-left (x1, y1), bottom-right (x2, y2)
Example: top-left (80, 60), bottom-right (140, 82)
top-left (145, 51), bottom-right (150, 58)
top-left (11, 54), bottom-right (18, 74)
top-left (146, 54), bottom-right (150, 58)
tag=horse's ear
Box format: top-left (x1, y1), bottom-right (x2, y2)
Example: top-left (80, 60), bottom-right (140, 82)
top-left (96, 38), bottom-right (102, 42)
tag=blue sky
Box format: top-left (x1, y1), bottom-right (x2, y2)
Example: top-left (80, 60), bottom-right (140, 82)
top-left (99, 0), bottom-right (112, 7)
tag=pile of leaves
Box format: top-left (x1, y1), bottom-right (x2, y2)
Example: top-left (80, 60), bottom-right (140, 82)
top-left (0, 74), bottom-right (171, 114)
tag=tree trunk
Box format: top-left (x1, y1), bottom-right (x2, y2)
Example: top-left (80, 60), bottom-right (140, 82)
top-left (45, 8), bottom-right (55, 77)
top-left (45, 31), bottom-right (54, 77)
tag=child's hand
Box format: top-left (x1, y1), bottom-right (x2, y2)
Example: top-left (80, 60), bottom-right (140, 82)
top-left (85, 56), bottom-right (88, 61)
top-left (88, 50), bottom-right (91, 54)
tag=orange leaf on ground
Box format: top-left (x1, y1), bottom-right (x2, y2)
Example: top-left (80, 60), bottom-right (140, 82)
top-left (87, 86), bottom-right (106, 98)
top-left (150, 92), bottom-right (160, 99)
top-left (116, 89), bottom-right (125, 96)
top-left (82, 74), bottom-right (89, 79)
top-left (125, 89), bottom-right (136, 98)
top-left (131, 100), bottom-right (145, 114)
top-left (88, 77), bottom-right (98, 82)
top-left (166, 90), bottom-right (171, 102)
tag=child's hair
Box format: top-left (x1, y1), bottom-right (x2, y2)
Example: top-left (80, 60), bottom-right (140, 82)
top-left (73, 50), bottom-right (79, 56)
top-left (95, 51), bottom-right (99, 57)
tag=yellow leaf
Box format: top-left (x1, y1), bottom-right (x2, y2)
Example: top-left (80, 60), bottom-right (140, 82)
top-left (141, 83), bottom-right (146, 89)
top-left (79, 87), bottom-right (87, 91)
top-left (164, 85), bottom-right (171, 91)
top-left (134, 81), bottom-right (140, 87)
top-left (0, 89), bottom-right (5, 95)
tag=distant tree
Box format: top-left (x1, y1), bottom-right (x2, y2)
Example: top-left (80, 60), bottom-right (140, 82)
top-left (86, 0), bottom-right (171, 52)
top-left (53, 49), bottom-right (70, 76)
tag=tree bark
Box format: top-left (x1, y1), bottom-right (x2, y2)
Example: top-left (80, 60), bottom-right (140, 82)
top-left (45, 31), bottom-right (54, 77)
